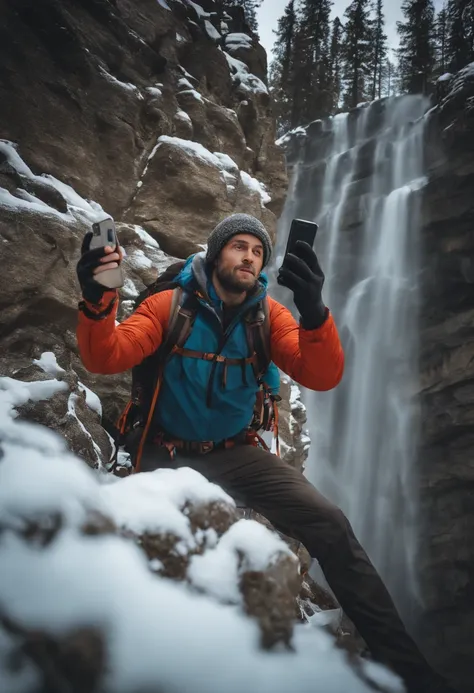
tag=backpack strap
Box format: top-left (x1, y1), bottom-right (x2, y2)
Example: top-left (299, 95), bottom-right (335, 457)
top-left (133, 287), bottom-right (199, 474)
top-left (161, 287), bottom-right (199, 360)
top-left (244, 297), bottom-right (271, 380)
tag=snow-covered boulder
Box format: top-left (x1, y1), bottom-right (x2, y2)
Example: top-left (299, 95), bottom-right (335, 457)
top-left (0, 372), bottom-right (402, 693)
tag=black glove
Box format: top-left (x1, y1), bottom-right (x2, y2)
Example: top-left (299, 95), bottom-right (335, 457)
top-left (76, 232), bottom-right (116, 305)
top-left (277, 241), bottom-right (328, 329)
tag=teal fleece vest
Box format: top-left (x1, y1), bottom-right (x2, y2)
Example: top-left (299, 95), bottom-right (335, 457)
top-left (153, 253), bottom-right (277, 442)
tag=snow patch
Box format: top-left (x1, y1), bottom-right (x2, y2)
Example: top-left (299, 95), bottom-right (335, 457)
top-left (98, 66), bottom-right (139, 94)
top-left (240, 171), bottom-right (271, 207)
top-left (0, 140), bottom-right (108, 224)
top-left (179, 88), bottom-right (204, 102)
top-left (157, 0), bottom-right (171, 9)
top-left (77, 382), bottom-right (103, 417)
top-left (225, 33), bottom-right (253, 50)
top-left (224, 53), bottom-right (268, 95)
top-left (178, 77), bottom-right (195, 91)
top-left (189, 519), bottom-right (294, 604)
top-left (33, 352), bottom-right (66, 377)
top-left (204, 20), bottom-right (221, 41)
top-left (276, 126), bottom-right (307, 145)
top-left (175, 109), bottom-right (192, 124)
top-left (186, 0), bottom-right (210, 18)
top-left (126, 248), bottom-right (153, 270)
top-left (146, 86), bottom-right (162, 98)
top-left (133, 225), bottom-right (160, 248)
top-left (67, 393), bottom-right (103, 467)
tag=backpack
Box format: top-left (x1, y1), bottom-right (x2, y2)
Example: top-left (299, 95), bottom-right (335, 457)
top-left (112, 261), bottom-right (281, 474)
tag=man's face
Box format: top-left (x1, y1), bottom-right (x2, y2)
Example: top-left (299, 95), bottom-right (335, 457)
top-left (214, 233), bottom-right (264, 294)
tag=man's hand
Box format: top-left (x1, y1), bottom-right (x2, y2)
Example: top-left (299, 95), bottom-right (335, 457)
top-left (277, 240), bottom-right (327, 329)
top-left (76, 232), bottom-right (122, 305)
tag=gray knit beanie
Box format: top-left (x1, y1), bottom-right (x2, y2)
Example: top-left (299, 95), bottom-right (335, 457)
top-left (206, 213), bottom-right (272, 268)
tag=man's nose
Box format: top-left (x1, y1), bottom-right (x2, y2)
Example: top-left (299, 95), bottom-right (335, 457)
top-left (242, 251), bottom-right (253, 264)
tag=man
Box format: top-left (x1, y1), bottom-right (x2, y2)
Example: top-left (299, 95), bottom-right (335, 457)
top-left (77, 213), bottom-right (453, 693)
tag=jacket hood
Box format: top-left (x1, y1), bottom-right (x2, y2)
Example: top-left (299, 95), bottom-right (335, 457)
top-left (174, 252), bottom-right (268, 304)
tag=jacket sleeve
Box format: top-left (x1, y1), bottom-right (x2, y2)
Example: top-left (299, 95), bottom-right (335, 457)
top-left (76, 290), bottom-right (173, 374)
top-left (268, 296), bottom-right (344, 391)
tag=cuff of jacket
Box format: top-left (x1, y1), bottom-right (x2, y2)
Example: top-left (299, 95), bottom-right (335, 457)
top-left (79, 291), bottom-right (118, 321)
top-left (300, 306), bottom-right (329, 331)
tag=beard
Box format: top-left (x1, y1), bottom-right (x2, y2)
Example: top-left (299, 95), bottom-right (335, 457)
top-left (215, 263), bottom-right (257, 294)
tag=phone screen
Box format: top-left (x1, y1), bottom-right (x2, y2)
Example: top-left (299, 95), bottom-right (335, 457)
top-left (284, 219), bottom-right (319, 258)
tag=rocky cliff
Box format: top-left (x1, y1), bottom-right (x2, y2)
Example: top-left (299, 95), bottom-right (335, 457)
top-left (0, 0), bottom-right (287, 429)
top-left (417, 64), bottom-right (474, 693)
top-left (0, 1), bottom-right (373, 690)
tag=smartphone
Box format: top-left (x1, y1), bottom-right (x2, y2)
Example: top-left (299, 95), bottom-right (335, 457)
top-left (89, 216), bottom-right (124, 289)
top-left (283, 219), bottom-right (319, 260)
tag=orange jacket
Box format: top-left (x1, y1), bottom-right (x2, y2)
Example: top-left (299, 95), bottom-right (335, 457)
top-left (77, 290), bottom-right (344, 391)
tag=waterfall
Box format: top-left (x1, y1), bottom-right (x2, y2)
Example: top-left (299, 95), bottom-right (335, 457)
top-left (274, 96), bottom-right (429, 616)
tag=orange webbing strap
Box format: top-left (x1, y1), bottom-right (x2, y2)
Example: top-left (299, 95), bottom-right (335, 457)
top-left (273, 400), bottom-right (280, 458)
top-left (133, 368), bottom-right (163, 474)
top-left (117, 400), bottom-right (132, 435)
top-left (172, 346), bottom-right (257, 367)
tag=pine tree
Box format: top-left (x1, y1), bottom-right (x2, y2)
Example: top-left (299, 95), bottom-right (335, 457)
top-left (341, 0), bottom-right (374, 109)
top-left (434, 4), bottom-right (449, 76)
top-left (289, 19), bottom-right (308, 127)
top-left (370, 0), bottom-right (388, 99)
top-left (269, 0), bottom-right (297, 133)
top-left (298, 0), bottom-right (334, 122)
top-left (445, 0), bottom-right (474, 72)
top-left (397, 0), bottom-right (436, 94)
top-left (221, 0), bottom-right (263, 34)
top-left (328, 17), bottom-right (344, 111)
top-left (381, 57), bottom-right (398, 96)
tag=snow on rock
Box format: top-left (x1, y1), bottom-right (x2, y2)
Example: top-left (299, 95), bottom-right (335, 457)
top-left (0, 376), bottom-right (68, 413)
top-left (155, 136), bottom-right (229, 168)
top-left (179, 88), bottom-right (204, 101)
top-left (225, 33), bottom-right (253, 51)
top-left (32, 351), bottom-right (66, 377)
top-left (67, 393), bottom-right (103, 468)
top-left (437, 73), bottom-right (453, 83)
top-left (204, 20), bottom-right (221, 41)
top-left (121, 275), bottom-right (140, 300)
top-left (185, 0), bottom-right (211, 19)
top-left (77, 382), bottom-right (103, 417)
top-left (240, 171), bottom-right (271, 207)
top-left (175, 109), bottom-right (192, 124)
top-left (98, 66), bottom-right (140, 94)
top-left (0, 373), bottom-right (401, 692)
top-left (146, 86), bottom-right (162, 99)
top-left (438, 61), bottom-right (474, 110)
top-left (126, 248), bottom-right (153, 270)
top-left (225, 53), bottom-right (268, 96)
top-left (0, 140), bottom-right (107, 224)
top-left (102, 466), bottom-right (234, 542)
top-left (276, 126), bottom-right (307, 148)
top-left (189, 519), bottom-right (295, 604)
top-left (178, 77), bottom-right (195, 91)
top-left (157, 0), bottom-right (171, 9)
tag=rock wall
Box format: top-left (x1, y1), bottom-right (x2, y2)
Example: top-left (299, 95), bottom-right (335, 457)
top-left (0, 0), bottom-right (287, 427)
top-left (416, 65), bottom-right (474, 693)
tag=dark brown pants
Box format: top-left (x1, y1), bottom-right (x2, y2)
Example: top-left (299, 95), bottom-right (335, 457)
top-left (140, 442), bottom-right (446, 692)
